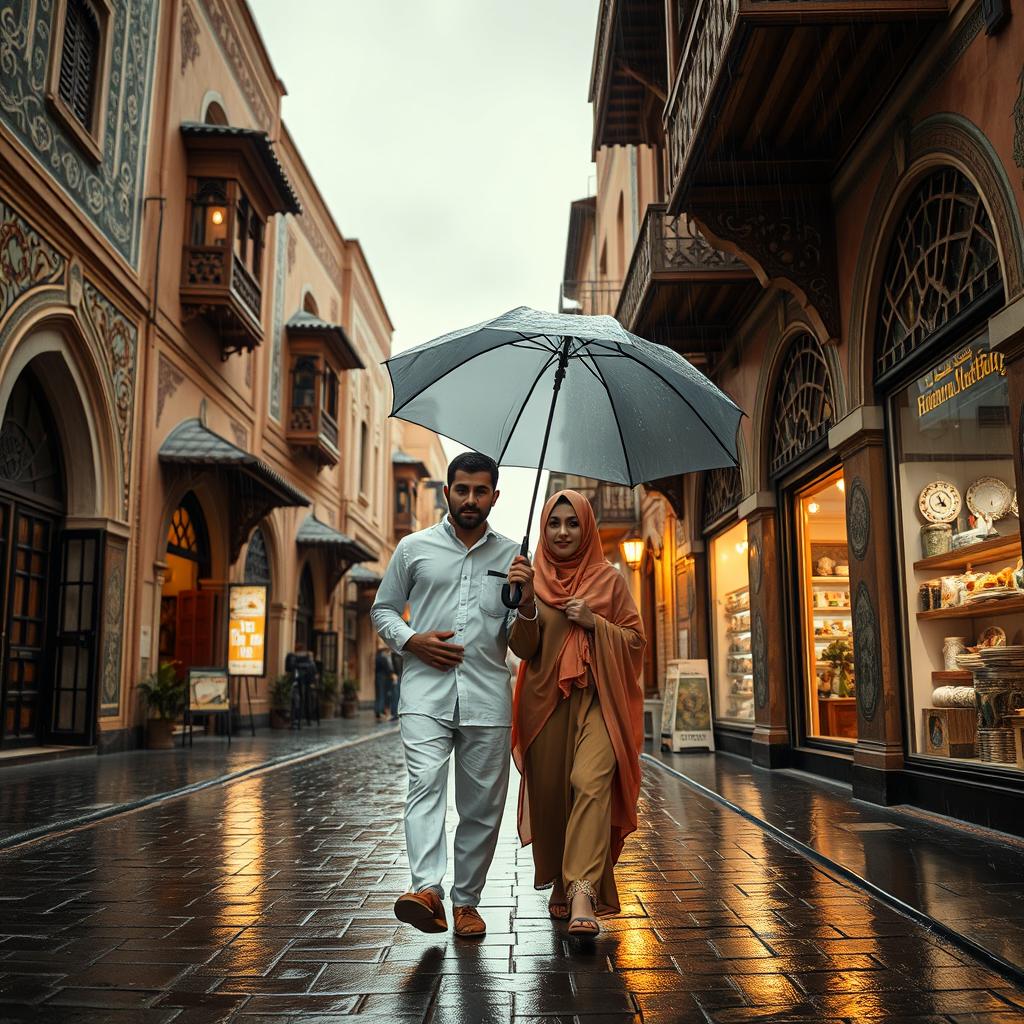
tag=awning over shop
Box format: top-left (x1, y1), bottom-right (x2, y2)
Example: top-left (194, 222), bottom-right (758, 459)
top-left (348, 564), bottom-right (383, 588)
top-left (296, 514), bottom-right (376, 594)
top-left (286, 311), bottom-right (364, 370)
top-left (160, 418), bottom-right (310, 563)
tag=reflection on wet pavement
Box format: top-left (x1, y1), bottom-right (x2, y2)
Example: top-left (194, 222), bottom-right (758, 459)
top-left (0, 733), bottom-right (1021, 1021)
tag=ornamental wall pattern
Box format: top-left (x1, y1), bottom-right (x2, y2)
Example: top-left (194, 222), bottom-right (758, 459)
top-left (0, 0), bottom-right (160, 266)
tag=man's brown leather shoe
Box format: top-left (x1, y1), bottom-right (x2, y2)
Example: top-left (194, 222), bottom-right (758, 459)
top-left (394, 888), bottom-right (447, 933)
top-left (453, 905), bottom-right (486, 938)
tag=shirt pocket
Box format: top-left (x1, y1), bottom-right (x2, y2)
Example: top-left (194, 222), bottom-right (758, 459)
top-left (479, 571), bottom-right (508, 618)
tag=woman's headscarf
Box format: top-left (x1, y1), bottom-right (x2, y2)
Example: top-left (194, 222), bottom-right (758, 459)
top-left (531, 488), bottom-right (623, 697)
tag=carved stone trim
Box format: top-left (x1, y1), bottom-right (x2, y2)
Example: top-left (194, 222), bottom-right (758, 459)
top-left (692, 191), bottom-right (841, 343)
top-left (197, 0), bottom-right (273, 128)
top-left (752, 611), bottom-right (767, 709)
top-left (1015, 67), bottom-right (1024, 171)
top-left (847, 478), bottom-right (871, 562)
top-left (748, 537), bottom-right (762, 596)
top-left (298, 213), bottom-right (342, 284)
top-left (230, 418), bottom-right (247, 448)
top-left (181, 2), bottom-right (201, 74)
top-left (100, 539), bottom-right (127, 716)
top-left (853, 581), bottom-right (881, 722)
top-left (80, 282), bottom-right (138, 519)
top-left (157, 354), bottom-right (185, 426)
top-left (0, 200), bottom-right (66, 324)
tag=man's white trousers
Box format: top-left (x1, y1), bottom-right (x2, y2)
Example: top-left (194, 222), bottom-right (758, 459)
top-left (399, 713), bottom-right (510, 908)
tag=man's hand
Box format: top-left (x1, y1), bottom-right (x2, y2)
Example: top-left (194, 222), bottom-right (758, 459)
top-left (564, 598), bottom-right (596, 631)
top-left (507, 555), bottom-right (535, 605)
top-left (405, 630), bottom-right (465, 670)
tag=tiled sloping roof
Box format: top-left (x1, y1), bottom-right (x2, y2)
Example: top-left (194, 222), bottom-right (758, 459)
top-left (348, 565), bottom-right (383, 586)
top-left (159, 418), bottom-right (310, 507)
top-left (286, 311), bottom-right (364, 370)
top-left (296, 515), bottom-right (376, 563)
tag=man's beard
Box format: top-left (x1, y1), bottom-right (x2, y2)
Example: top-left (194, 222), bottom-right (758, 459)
top-left (448, 499), bottom-right (488, 530)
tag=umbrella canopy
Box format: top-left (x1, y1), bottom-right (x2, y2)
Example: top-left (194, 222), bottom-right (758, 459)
top-left (385, 307), bottom-right (741, 487)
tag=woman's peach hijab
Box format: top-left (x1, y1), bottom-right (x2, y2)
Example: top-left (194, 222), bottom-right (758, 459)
top-left (512, 488), bottom-right (645, 865)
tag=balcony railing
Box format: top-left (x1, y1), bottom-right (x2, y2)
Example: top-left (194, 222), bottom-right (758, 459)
top-left (287, 402), bottom-right (340, 468)
top-left (559, 280), bottom-right (623, 318)
top-left (231, 259), bottom-right (262, 323)
top-left (181, 243), bottom-right (264, 354)
top-left (617, 205), bottom-right (748, 330)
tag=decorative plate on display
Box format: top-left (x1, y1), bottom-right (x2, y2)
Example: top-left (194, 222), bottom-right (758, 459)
top-left (966, 476), bottom-right (1013, 521)
top-left (977, 626), bottom-right (1007, 649)
top-left (1013, 492), bottom-right (1019, 518)
top-left (965, 587), bottom-right (1017, 603)
top-left (918, 480), bottom-right (961, 524)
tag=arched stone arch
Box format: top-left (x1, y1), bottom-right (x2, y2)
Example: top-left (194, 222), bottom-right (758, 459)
top-left (0, 317), bottom-right (121, 520)
top-left (847, 113), bottom-right (1024, 407)
top-left (750, 322), bottom-right (844, 493)
top-left (157, 479), bottom-right (230, 584)
top-left (199, 91), bottom-right (229, 125)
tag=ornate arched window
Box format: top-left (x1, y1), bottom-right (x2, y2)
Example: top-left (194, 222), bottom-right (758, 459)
top-left (769, 334), bottom-right (835, 478)
top-left (0, 371), bottom-right (65, 505)
top-left (244, 527), bottom-right (271, 586)
top-left (167, 492), bottom-right (210, 575)
top-left (877, 167), bottom-right (1001, 378)
top-left (701, 465), bottom-right (741, 531)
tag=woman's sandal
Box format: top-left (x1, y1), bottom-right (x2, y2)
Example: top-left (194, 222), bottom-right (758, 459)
top-left (548, 883), bottom-right (569, 921)
top-left (565, 880), bottom-right (600, 937)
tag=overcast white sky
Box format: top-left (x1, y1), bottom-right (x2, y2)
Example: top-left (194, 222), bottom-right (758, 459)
top-left (248, 0), bottom-right (598, 543)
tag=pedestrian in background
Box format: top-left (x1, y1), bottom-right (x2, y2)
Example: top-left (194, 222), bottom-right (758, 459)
top-left (374, 643), bottom-right (396, 722)
top-left (390, 649), bottom-right (403, 721)
top-left (507, 489), bottom-right (645, 937)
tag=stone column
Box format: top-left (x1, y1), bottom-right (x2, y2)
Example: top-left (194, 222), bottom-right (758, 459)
top-left (830, 407), bottom-right (905, 804)
top-left (744, 493), bottom-right (791, 768)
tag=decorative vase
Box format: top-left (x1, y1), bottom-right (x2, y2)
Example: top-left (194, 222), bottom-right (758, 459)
top-left (921, 523), bottom-right (952, 558)
top-left (942, 637), bottom-right (969, 671)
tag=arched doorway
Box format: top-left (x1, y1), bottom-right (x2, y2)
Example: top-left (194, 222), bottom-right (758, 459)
top-left (0, 368), bottom-right (101, 747)
top-left (295, 564), bottom-right (314, 653)
top-left (159, 492), bottom-right (214, 676)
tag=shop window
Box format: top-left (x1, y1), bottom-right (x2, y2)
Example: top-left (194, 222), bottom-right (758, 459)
top-left (797, 470), bottom-right (856, 742)
top-left (709, 520), bottom-right (753, 723)
top-left (46, 0), bottom-right (112, 163)
top-left (878, 169), bottom-right (1001, 380)
top-left (890, 335), bottom-right (1018, 767)
top-left (769, 334), bottom-right (835, 478)
top-left (290, 357), bottom-right (318, 417)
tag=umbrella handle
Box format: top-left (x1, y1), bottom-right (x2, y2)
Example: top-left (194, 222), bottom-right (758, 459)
top-left (501, 536), bottom-right (531, 609)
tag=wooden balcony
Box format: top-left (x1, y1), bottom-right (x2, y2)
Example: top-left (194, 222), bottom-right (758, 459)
top-left (664, 0), bottom-right (948, 209)
top-left (287, 402), bottom-right (340, 468)
top-left (181, 245), bottom-right (264, 354)
top-left (590, 0), bottom-right (667, 153)
top-left (616, 204), bottom-right (757, 365)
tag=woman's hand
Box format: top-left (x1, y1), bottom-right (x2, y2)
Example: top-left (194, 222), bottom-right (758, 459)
top-left (507, 555), bottom-right (535, 605)
top-left (564, 598), bottom-right (595, 631)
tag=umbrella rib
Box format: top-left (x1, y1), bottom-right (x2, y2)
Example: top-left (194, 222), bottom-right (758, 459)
top-left (579, 351), bottom-right (636, 486)
top-left (581, 340), bottom-right (741, 463)
top-left (495, 350), bottom-right (560, 466)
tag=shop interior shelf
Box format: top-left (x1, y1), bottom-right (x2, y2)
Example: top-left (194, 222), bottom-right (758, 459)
top-left (726, 629), bottom-right (752, 637)
top-left (813, 607), bottom-right (851, 614)
top-left (916, 595), bottom-right (1024, 621)
top-left (913, 534), bottom-right (1021, 574)
top-left (931, 670), bottom-right (973, 683)
top-left (814, 632), bottom-right (851, 641)
top-left (811, 576), bottom-right (851, 584)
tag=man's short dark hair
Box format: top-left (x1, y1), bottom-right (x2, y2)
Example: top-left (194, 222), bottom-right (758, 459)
top-left (447, 452), bottom-right (498, 487)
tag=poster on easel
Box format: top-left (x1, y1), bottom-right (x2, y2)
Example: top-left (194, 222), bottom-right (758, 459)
top-left (660, 659), bottom-right (715, 753)
top-left (185, 667), bottom-right (232, 747)
top-left (227, 584), bottom-right (267, 677)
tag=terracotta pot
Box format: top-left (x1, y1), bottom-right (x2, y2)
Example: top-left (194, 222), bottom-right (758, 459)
top-left (269, 709), bottom-right (290, 729)
top-left (341, 698), bottom-right (358, 719)
top-left (319, 700), bottom-right (336, 720)
top-left (146, 718), bottom-right (175, 750)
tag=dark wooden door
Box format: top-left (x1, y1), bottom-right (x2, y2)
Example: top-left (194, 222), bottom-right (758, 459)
top-left (1, 507), bottom-right (56, 746)
top-left (48, 530), bottom-right (104, 744)
top-left (175, 590), bottom-right (216, 672)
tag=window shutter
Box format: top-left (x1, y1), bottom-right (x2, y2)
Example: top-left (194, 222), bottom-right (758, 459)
top-left (58, 0), bottom-right (101, 131)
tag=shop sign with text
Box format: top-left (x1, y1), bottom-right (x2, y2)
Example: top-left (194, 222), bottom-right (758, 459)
top-left (916, 343), bottom-right (1005, 423)
top-left (228, 584), bottom-right (267, 677)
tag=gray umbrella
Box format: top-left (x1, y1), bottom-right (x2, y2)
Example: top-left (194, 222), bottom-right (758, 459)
top-left (385, 306), bottom-right (743, 604)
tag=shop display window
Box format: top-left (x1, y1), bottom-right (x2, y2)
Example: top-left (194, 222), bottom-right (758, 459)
top-left (891, 337), bottom-right (1022, 769)
top-left (709, 520), bottom-right (753, 723)
top-left (796, 470), bottom-right (856, 741)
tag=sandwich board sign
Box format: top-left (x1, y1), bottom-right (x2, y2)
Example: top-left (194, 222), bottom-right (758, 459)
top-left (661, 659), bottom-right (715, 753)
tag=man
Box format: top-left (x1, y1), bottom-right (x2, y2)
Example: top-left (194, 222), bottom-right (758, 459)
top-left (372, 452), bottom-right (519, 938)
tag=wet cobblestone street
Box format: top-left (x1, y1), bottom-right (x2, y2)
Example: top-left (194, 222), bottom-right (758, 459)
top-left (2, 732), bottom-right (1024, 1023)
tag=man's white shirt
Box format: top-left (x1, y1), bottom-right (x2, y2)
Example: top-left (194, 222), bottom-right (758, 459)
top-left (371, 517), bottom-right (520, 726)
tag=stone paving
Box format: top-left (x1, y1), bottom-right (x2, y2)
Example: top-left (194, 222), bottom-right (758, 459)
top-left (1, 733), bottom-right (1023, 1022)
top-left (0, 716), bottom-right (389, 849)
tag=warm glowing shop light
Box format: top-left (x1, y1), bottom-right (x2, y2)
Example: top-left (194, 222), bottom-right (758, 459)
top-left (836, 479), bottom-right (845, 493)
top-left (621, 534), bottom-right (644, 569)
top-left (808, 502), bottom-right (820, 514)
top-left (211, 208), bottom-right (225, 225)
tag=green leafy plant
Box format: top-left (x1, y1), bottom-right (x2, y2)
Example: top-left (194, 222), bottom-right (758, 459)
top-left (821, 639), bottom-right (853, 697)
top-left (342, 678), bottom-right (359, 700)
top-left (319, 670), bottom-right (339, 701)
top-left (270, 674), bottom-right (292, 713)
top-left (137, 662), bottom-right (185, 721)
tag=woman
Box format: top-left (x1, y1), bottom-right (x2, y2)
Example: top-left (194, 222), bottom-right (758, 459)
top-left (507, 489), bottom-right (645, 936)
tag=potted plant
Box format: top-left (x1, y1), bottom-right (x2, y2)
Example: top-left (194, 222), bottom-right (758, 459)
top-left (269, 674), bottom-right (291, 729)
top-left (341, 677), bottom-right (359, 718)
top-left (821, 639), bottom-right (854, 698)
top-left (137, 661), bottom-right (185, 749)
top-left (319, 670), bottom-right (339, 719)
